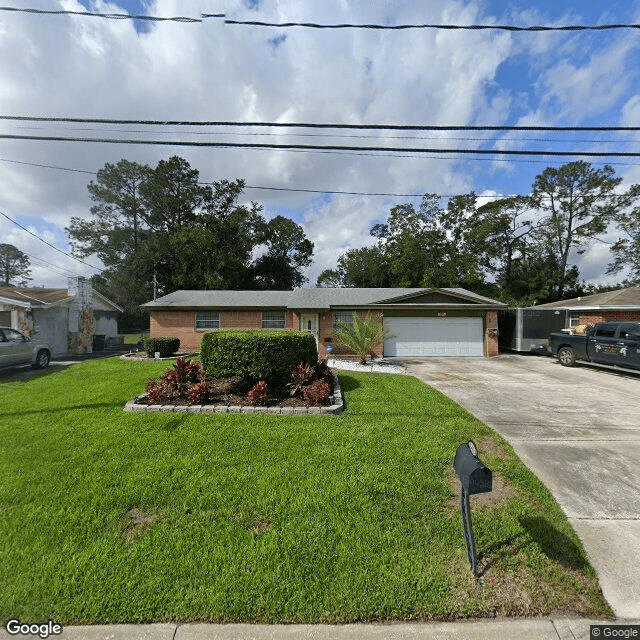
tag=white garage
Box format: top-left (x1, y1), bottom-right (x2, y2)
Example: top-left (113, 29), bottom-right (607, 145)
top-left (383, 316), bottom-right (484, 357)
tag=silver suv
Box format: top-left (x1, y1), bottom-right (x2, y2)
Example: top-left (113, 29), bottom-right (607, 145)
top-left (0, 327), bottom-right (52, 369)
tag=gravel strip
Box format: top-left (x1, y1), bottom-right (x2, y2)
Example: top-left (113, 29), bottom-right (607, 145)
top-left (327, 358), bottom-right (405, 374)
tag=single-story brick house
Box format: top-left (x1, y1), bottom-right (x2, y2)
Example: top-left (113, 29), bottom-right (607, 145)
top-left (0, 277), bottom-right (122, 355)
top-left (531, 287), bottom-right (640, 328)
top-left (142, 287), bottom-right (507, 358)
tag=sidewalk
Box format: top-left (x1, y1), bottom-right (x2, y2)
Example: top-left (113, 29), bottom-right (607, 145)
top-left (3, 618), bottom-right (639, 640)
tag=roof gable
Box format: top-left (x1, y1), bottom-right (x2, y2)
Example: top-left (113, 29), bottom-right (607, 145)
top-left (373, 288), bottom-right (491, 305)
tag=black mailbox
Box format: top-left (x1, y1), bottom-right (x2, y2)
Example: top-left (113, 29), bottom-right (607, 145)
top-left (454, 441), bottom-right (492, 495)
top-left (453, 441), bottom-right (492, 576)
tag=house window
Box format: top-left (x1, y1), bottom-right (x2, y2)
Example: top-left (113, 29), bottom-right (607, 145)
top-left (262, 311), bottom-right (286, 329)
top-left (195, 312), bottom-right (220, 330)
top-left (569, 312), bottom-right (581, 327)
top-left (333, 311), bottom-right (354, 331)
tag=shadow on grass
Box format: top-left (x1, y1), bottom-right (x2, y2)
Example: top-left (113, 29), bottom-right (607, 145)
top-left (0, 362), bottom-right (76, 383)
top-left (335, 374), bottom-right (361, 392)
top-left (519, 516), bottom-right (589, 571)
top-left (0, 402), bottom-right (121, 418)
top-left (480, 516), bottom-right (589, 574)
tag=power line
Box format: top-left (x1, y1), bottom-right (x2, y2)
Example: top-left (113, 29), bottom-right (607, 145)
top-left (0, 156), bottom-right (640, 199)
top-left (2, 115), bottom-right (640, 131)
top-left (1, 7), bottom-right (638, 32)
top-left (23, 253), bottom-right (79, 279)
top-left (224, 19), bottom-right (640, 32)
top-left (1, 132), bottom-right (639, 158)
top-left (0, 157), bottom-right (95, 175)
top-left (2, 156), bottom-right (636, 201)
top-left (0, 210), bottom-right (102, 272)
top-left (12, 124), bottom-right (640, 145)
top-left (0, 6), bottom-right (224, 22)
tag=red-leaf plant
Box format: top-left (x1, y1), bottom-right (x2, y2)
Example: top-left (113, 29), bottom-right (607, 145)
top-left (246, 380), bottom-right (270, 406)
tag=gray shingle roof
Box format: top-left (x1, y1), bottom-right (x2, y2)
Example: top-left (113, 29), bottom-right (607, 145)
top-left (141, 287), bottom-right (505, 309)
top-left (531, 287), bottom-right (640, 309)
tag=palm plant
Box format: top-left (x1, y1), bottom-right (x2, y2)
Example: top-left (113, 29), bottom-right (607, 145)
top-left (333, 312), bottom-right (392, 365)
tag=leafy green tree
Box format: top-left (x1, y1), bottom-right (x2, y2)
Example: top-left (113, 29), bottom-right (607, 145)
top-left (140, 156), bottom-right (210, 232)
top-left (252, 216), bottom-right (314, 289)
top-left (67, 159), bottom-right (152, 269)
top-left (531, 161), bottom-right (627, 298)
top-left (333, 312), bottom-right (391, 364)
top-left (67, 158), bottom-right (314, 316)
top-left (0, 243), bottom-right (32, 286)
top-left (315, 269), bottom-right (344, 287)
top-left (337, 246), bottom-right (391, 287)
top-left (607, 184), bottom-right (640, 284)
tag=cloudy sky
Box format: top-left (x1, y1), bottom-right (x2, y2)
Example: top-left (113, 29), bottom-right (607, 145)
top-left (1, 0), bottom-right (639, 292)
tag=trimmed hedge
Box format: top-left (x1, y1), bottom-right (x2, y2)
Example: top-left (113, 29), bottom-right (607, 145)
top-left (144, 337), bottom-right (180, 358)
top-left (200, 330), bottom-right (318, 380)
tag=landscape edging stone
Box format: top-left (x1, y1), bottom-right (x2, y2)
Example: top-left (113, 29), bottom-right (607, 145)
top-left (124, 374), bottom-right (343, 415)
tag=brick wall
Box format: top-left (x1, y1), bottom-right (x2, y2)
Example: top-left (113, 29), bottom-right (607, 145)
top-left (579, 311), bottom-right (640, 325)
top-left (150, 309), bottom-right (292, 352)
top-left (485, 310), bottom-right (499, 357)
top-left (150, 307), bottom-right (503, 357)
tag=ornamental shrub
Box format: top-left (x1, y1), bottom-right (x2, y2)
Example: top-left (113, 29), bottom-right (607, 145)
top-left (303, 379), bottom-right (332, 405)
top-left (144, 336), bottom-right (180, 358)
top-left (288, 361), bottom-right (315, 397)
top-left (246, 380), bottom-right (270, 405)
top-left (333, 312), bottom-right (390, 365)
top-left (200, 330), bottom-right (318, 380)
top-left (187, 380), bottom-right (211, 405)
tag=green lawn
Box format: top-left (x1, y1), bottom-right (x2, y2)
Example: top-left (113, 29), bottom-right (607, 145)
top-left (121, 332), bottom-right (148, 346)
top-left (0, 358), bottom-right (611, 623)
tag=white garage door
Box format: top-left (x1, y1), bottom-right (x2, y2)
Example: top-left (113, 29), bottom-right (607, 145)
top-left (383, 317), bottom-right (484, 357)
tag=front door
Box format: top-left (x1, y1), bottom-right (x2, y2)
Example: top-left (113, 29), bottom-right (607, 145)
top-left (300, 314), bottom-right (319, 345)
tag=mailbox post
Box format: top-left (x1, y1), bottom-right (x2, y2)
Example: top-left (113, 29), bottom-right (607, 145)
top-left (453, 441), bottom-right (492, 576)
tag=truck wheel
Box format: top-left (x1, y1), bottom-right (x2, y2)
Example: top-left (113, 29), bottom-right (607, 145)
top-left (34, 349), bottom-right (51, 369)
top-left (557, 346), bottom-right (576, 367)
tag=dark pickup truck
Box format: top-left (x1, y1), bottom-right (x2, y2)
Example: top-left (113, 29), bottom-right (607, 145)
top-left (548, 322), bottom-right (640, 369)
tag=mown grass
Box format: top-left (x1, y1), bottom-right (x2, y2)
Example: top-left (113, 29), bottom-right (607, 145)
top-left (0, 358), bottom-right (612, 623)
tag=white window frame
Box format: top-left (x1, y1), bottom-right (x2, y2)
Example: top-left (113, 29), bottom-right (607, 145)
top-left (569, 312), bottom-right (581, 327)
top-left (262, 311), bottom-right (286, 329)
top-left (333, 311), bottom-right (354, 331)
top-left (195, 311), bottom-right (220, 330)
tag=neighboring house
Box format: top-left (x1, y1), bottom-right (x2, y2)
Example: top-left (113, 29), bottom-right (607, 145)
top-left (531, 287), bottom-right (640, 328)
top-left (142, 287), bottom-right (507, 358)
top-left (0, 277), bottom-right (122, 356)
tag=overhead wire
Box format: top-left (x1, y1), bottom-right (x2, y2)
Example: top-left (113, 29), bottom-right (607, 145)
top-left (0, 210), bottom-right (102, 272)
top-left (1, 156), bottom-right (637, 200)
top-left (223, 19), bottom-right (640, 32)
top-left (0, 6), bottom-right (223, 22)
top-left (11, 124), bottom-right (640, 144)
top-left (1, 132), bottom-right (638, 158)
top-left (1, 7), bottom-right (639, 32)
top-left (2, 115), bottom-right (640, 131)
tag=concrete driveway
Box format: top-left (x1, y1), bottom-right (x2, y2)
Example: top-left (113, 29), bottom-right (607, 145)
top-left (400, 354), bottom-right (640, 620)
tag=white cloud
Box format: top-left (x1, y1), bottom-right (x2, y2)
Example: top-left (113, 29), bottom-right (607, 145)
top-left (0, 0), bottom-right (638, 290)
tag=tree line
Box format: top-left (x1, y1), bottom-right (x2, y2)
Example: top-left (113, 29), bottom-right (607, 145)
top-left (65, 157), bottom-right (314, 326)
top-left (317, 161), bottom-right (640, 305)
top-left (2, 159), bottom-right (638, 325)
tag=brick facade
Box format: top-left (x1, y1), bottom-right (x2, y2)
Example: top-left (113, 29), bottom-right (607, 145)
top-left (485, 310), bottom-right (499, 357)
top-left (150, 307), bottom-right (499, 357)
top-left (578, 311), bottom-right (640, 326)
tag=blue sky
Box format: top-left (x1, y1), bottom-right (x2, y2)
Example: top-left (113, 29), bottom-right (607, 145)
top-left (2, 0), bottom-right (640, 289)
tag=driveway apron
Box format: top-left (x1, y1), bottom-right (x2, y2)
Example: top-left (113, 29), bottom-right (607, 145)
top-left (401, 354), bottom-right (640, 619)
